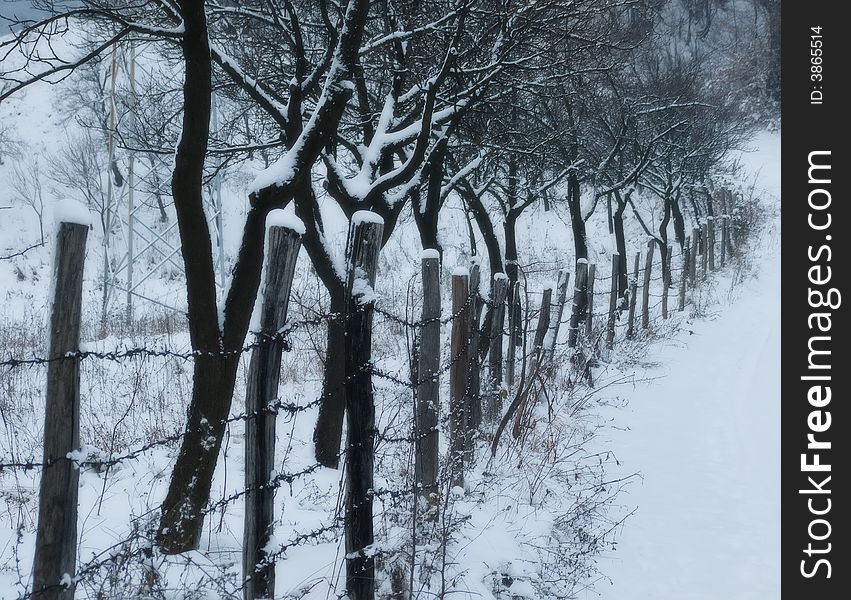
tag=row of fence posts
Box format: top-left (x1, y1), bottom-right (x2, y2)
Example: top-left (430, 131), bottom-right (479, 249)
top-left (32, 192), bottom-right (738, 599)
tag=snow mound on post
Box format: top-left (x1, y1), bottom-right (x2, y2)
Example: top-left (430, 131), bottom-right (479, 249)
top-left (452, 266), bottom-right (469, 278)
top-left (576, 257), bottom-right (588, 265)
top-left (493, 272), bottom-right (509, 281)
top-left (542, 279), bottom-right (557, 291)
top-left (265, 209), bottom-right (306, 234)
top-left (351, 210), bottom-right (384, 225)
top-left (53, 198), bottom-right (92, 227)
top-left (421, 248), bottom-right (440, 260)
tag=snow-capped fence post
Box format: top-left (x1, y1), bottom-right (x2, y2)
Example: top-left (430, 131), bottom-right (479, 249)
top-left (641, 241), bottom-right (655, 329)
top-left (690, 226), bottom-right (700, 286)
top-left (465, 262), bottom-right (483, 461)
top-left (449, 268), bottom-right (471, 489)
top-left (606, 253), bottom-right (620, 349)
top-left (626, 253), bottom-right (640, 339)
top-left (707, 217), bottom-right (716, 272)
top-left (662, 245), bottom-right (672, 319)
top-left (415, 250), bottom-right (441, 508)
top-left (33, 202), bottom-right (90, 600)
top-left (505, 281), bottom-right (520, 389)
top-left (720, 215), bottom-right (729, 267)
top-left (701, 222), bottom-right (709, 280)
top-left (679, 238), bottom-right (689, 312)
top-left (584, 263), bottom-right (596, 336)
top-left (546, 270), bottom-right (570, 361)
top-left (243, 215), bottom-right (303, 600)
top-left (485, 273), bottom-right (509, 424)
top-left (343, 212), bottom-right (383, 600)
top-left (567, 260), bottom-right (588, 348)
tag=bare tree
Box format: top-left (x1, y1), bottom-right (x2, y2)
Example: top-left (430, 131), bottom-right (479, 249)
top-left (11, 154), bottom-right (47, 243)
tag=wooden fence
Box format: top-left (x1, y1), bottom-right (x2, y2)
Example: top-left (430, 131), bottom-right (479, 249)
top-left (23, 195), bottom-right (739, 600)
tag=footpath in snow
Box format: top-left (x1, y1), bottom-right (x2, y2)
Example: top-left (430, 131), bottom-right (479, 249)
top-left (590, 131), bottom-right (780, 600)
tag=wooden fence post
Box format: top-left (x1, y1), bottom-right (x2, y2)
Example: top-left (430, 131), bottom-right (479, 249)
top-left (415, 250), bottom-right (441, 507)
top-left (505, 281), bottom-right (520, 390)
top-left (546, 270), bottom-right (570, 361)
top-left (708, 217), bottom-right (716, 271)
top-left (720, 215), bottom-right (729, 267)
top-left (661, 245), bottom-right (672, 319)
top-left (532, 286), bottom-right (553, 360)
top-left (728, 189), bottom-right (739, 248)
top-left (690, 225), bottom-right (699, 286)
top-left (701, 222), bottom-right (709, 280)
top-left (641, 241), bottom-right (655, 329)
top-left (485, 274), bottom-right (509, 424)
top-left (465, 263), bottom-right (483, 461)
top-left (33, 204), bottom-right (90, 600)
top-left (510, 285), bottom-right (552, 439)
top-left (449, 268), bottom-right (471, 490)
top-left (606, 253), bottom-right (619, 349)
top-left (243, 215), bottom-right (303, 600)
top-left (626, 253), bottom-right (640, 339)
top-left (567, 260), bottom-right (588, 348)
top-left (679, 238), bottom-right (689, 312)
top-left (344, 212), bottom-right (384, 600)
top-left (585, 263), bottom-right (596, 336)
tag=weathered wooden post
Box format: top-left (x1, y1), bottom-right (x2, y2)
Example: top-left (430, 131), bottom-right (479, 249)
top-left (505, 281), bottom-right (520, 389)
top-left (606, 253), bottom-right (619, 349)
top-left (567, 260), bottom-right (588, 348)
top-left (545, 270), bottom-right (570, 361)
top-left (533, 286), bottom-right (553, 360)
top-left (720, 215), bottom-right (729, 267)
top-left (641, 241), bottom-right (655, 329)
top-left (486, 274), bottom-right (509, 423)
top-left (707, 217), bottom-right (716, 271)
top-left (33, 201), bottom-right (90, 600)
top-left (690, 225), bottom-right (700, 286)
top-left (344, 212), bottom-right (384, 600)
top-left (449, 268), bottom-right (471, 489)
top-left (727, 189), bottom-right (739, 248)
top-left (679, 238), bottom-right (689, 312)
top-left (243, 213), bottom-right (303, 600)
top-left (415, 250), bottom-right (441, 507)
top-left (701, 222), bottom-right (709, 280)
top-left (626, 253), bottom-right (640, 339)
top-left (661, 245), bottom-right (672, 319)
top-left (465, 263), bottom-right (483, 461)
top-left (510, 285), bottom-right (551, 439)
top-left (585, 263), bottom-right (596, 336)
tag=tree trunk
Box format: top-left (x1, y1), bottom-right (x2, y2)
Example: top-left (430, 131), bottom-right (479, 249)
top-left (156, 0), bottom-right (222, 554)
top-left (567, 172), bottom-right (588, 260)
top-left (313, 287), bottom-right (347, 468)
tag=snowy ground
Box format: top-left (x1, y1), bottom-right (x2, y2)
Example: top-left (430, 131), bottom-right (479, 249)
top-left (589, 131), bottom-right (780, 600)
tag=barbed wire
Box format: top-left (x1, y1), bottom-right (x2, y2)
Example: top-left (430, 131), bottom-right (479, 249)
top-left (0, 314), bottom-right (332, 370)
top-left (0, 230), bottom-right (743, 600)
